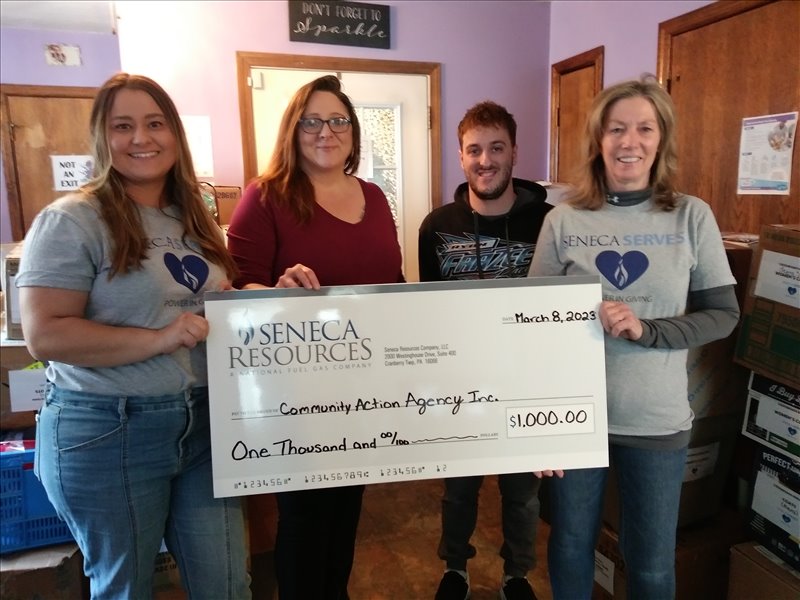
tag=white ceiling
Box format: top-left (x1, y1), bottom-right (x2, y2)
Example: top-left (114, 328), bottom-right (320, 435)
top-left (1, 1), bottom-right (116, 34)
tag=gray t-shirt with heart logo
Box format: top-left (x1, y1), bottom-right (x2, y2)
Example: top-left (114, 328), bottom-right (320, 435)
top-left (17, 193), bottom-right (227, 395)
top-left (528, 193), bottom-right (736, 437)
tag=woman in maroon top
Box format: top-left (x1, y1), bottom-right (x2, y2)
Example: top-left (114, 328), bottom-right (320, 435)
top-left (227, 75), bottom-right (404, 599)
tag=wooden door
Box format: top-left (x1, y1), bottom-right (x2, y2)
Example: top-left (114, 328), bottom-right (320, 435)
top-left (659, 0), bottom-right (800, 233)
top-left (1, 85), bottom-right (96, 241)
top-left (550, 47), bottom-right (604, 184)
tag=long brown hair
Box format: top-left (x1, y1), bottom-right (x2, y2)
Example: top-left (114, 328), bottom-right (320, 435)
top-left (81, 73), bottom-right (237, 278)
top-left (254, 75), bottom-right (361, 223)
top-left (569, 74), bottom-right (680, 211)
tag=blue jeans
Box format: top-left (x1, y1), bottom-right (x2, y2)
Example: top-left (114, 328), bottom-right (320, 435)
top-left (438, 473), bottom-right (541, 577)
top-left (547, 443), bottom-right (688, 600)
top-left (35, 385), bottom-right (251, 600)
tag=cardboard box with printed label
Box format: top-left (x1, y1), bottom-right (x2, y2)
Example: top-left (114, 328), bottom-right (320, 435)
top-left (214, 186), bottom-right (242, 226)
top-left (747, 445), bottom-right (800, 570)
top-left (735, 224), bottom-right (800, 389)
top-left (152, 546), bottom-right (181, 595)
top-left (742, 372), bottom-right (800, 459)
top-left (727, 541), bottom-right (800, 600)
top-left (0, 344), bottom-right (40, 431)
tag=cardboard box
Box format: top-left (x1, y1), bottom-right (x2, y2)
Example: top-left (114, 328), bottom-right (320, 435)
top-left (727, 542), bottom-right (800, 600)
top-left (1, 243), bottom-right (23, 340)
top-left (152, 549), bottom-right (181, 592)
top-left (742, 372), bottom-right (800, 459)
top-left (735, 224), bottom-right (800, 389)
top-left (214, 186), bottom-right (242, 226)
top-left (593, 509), bottom-right (746, 599)
top-left (684, 242), bottom-right (754, 420)
top-left (0, 344), bottom-right (39, 431)
top-left (603, 413), bottom-right (742, 530)
top-left (687, 334), bottom-right (750, 420)
top-left (722, 239), bottom-right (756, 311)
top-left (747, 445), bottom-right (800, 569)
top-left (0, 543), bottom-right (87, 600)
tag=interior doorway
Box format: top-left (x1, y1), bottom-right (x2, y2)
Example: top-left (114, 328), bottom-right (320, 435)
top-left (0, 84), bottom-right (96, 241)
top-left (236, 52), bottom-right (442, 282)
top-left (549, 47), bottom-right (604, 185)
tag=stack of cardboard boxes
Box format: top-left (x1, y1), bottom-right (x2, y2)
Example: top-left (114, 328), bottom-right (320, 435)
top-left (1, 243), bottom-right (86, 598)
top-left (728, 224), bottom-right (800, 599)
top-left (592, 239), bottom-right (756, 600)
top-left (1, 243), bottom-right (43, 434)
top-left (593, 226), bottom-right (800, 599)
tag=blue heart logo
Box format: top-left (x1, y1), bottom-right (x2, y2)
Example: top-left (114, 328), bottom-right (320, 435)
top-left (783, 515), bottom-right (791, 524)
top-left (163, 253), bottom-right (209, 294)
top-left (789, 286), bottom-right (797, 296)
top-left (595, 251), bottom-right (649, 290)
top-left (788, 427), bottom-right (797, 436)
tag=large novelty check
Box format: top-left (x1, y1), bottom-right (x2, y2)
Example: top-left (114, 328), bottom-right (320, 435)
top-left (205, 276), bottom-right (608, 497)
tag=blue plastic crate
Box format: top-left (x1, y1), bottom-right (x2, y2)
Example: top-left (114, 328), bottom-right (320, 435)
top-left (0, 440), bottom-right (74, 554)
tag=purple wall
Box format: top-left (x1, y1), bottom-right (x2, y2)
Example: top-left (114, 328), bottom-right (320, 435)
top-left (1, 1), bottom-right (720, 243)
top-left (114, 0), bottom-right (552, 210)
top-left (0, 28), bottom-right (120, 87)
top-left (0, 27), bottom-right (120, 242)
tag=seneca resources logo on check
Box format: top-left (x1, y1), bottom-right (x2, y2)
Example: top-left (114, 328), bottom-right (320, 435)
top-left (228, 312), bottom-right (373, 370)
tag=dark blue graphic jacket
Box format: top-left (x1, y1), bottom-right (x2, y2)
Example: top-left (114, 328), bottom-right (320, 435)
top-left (418, 178), bottom-right (551, 281)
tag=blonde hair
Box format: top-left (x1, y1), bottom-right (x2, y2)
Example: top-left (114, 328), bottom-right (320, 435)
top-left (81, 73), bottom-right (237, 278)
top-left (254, 75), bottom-right (361, 223)
top-left (569, 74), bottom-right (680, 211)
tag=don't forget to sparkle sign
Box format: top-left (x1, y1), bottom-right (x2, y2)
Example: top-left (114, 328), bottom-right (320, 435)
top-left (288, 0), bottom-right (391, 49)
top-left (204, 277), bottom-right (609, 497)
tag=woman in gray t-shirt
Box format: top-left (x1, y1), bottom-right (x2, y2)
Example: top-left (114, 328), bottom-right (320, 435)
top-left (17, 73), bottom-right (250, 600)
top-left (530, 75), bottom-right (739, 600)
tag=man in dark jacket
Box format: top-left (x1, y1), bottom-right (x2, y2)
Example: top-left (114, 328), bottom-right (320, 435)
top-left (418, 101), bottom-right (552, 600)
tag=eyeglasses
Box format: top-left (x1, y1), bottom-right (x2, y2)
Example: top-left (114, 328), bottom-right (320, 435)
top-left (298, 117), bottom-right (352, 134)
